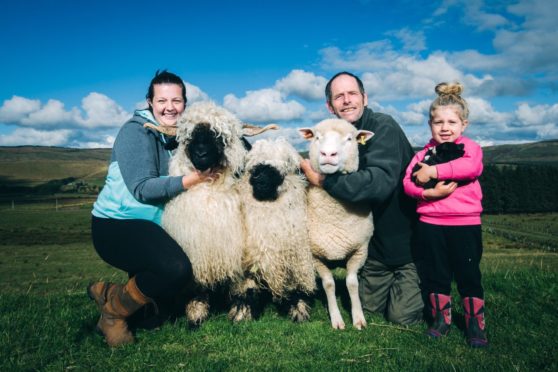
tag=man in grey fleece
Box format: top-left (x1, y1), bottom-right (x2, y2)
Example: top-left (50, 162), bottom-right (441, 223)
top-left (301, 71), bottom-right (423, 325)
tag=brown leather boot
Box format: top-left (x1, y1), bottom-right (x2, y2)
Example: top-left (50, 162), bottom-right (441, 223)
top-left (88, 277), bottom-right (152, 347)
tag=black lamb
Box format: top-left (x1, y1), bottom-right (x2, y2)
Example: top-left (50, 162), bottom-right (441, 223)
top-left (412, 142), bottom-right (465, 189)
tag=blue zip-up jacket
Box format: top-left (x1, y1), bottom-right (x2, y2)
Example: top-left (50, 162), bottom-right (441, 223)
top-left (92, 110), bottom-right (184, 225)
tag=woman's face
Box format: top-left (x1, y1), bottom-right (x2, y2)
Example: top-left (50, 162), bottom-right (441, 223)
top-left (148, 83), bottom-right (185, 126)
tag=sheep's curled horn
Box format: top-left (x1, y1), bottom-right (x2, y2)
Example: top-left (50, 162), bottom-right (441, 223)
top-left (143, 122), bottom-right (280, 137)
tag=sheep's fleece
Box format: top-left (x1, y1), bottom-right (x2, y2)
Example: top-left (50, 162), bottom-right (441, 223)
top-left (237, 138), bottom-right (316, 299)
top-left (162, 101), bottom-right (247, 288)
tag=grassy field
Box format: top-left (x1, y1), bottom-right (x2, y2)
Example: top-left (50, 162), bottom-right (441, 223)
top-left (0, 207), bottom-right (556, 371)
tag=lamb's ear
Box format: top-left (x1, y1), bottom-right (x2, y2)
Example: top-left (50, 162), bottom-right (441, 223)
top-left (356, 130), bottom-right (374, 145)
top-left (242, 123), bottom-right (280, 137)
top-left (298, 128), bottom-right (315, 140)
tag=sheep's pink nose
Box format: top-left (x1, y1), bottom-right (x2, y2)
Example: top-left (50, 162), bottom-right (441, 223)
top-left (321, 151), bottom-right (337, 157)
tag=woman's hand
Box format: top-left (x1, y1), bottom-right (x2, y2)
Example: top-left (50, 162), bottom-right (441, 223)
top-left (300, 159), bottom-right (324, 187)
top-left (413, 162), bottom-right (438, 186)
top-left (422, 181), bottom-right (457, 200)
top-left (181, 169), bottom-right (218, 189)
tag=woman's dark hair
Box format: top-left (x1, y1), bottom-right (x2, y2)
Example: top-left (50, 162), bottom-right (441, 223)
top-left (325, 71), bottom-right (365, 106)
top-left (146, 70), bottom-right (187, 111)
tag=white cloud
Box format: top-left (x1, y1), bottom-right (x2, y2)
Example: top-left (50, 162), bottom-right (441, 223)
top-left (515, 102), bottom-right (558, 126)
top-left (72, 135), bottom-right (116, 149)
top-left (20, 99), bottom-right (80, 127)
top-left (0, 93), bottom-right (129, 129)
top-left (467, 97), bottom-right (511, 128)
top-left (274, 69), bottom-right (327, 101)
top-left (223, 88), bottom-right (305, 122)
top-left (434, 0), bottom-right (558, 77)
top-left (0, 128), bottom-right (72, 146)
top-left (185, 82), bottom-right (210, 103)
top-left (387, 28), bottom-right (426, 52)
top-left (77, 93), bottom-right (130, 128)
top-left (0, 96), bottom-right (41, 122)
top-left (464, 1), bottom-right (509, 31)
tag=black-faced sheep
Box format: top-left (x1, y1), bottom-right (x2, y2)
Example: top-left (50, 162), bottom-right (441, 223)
top-left (229, 138), bottom-right (316, 322)
top-left (161, 101), bottom-right (248, 325)
top-left (411, 142), bottom-right (465, 189)
top-left (299, 118), bottom-right (374, 330)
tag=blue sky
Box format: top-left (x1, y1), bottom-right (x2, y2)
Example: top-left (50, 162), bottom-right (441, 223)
top-left (0, 0), bottom-right (557, 149)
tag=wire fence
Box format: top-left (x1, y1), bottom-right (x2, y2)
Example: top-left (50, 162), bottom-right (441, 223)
top-left (0, 197), bottom-right (96, 211)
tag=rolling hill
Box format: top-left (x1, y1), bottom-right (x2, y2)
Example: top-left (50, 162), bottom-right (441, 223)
top-left (0, 140), bottom-right (557, 194)
top-left (482, 139), bottom-right (558, 165)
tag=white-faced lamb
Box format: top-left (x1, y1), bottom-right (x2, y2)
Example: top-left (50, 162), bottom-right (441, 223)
top-left (229, 138), bottom-right (316, 322)
top-left (299, 118), bottom-right (374, 330)
top-left (161, 101), bottom-right (249, 326)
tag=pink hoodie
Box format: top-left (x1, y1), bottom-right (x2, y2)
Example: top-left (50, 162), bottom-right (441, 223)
top-left (403, 136), bottom-right (483, 226)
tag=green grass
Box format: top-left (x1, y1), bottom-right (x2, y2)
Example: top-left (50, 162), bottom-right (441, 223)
top-left (483, 213), bottom-right (558, 251)
top-left (0, 210), bottom-right (557, 371)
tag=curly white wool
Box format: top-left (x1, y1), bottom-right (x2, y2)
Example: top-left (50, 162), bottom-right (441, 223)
top-left (162, 101), bottom-right (247, 288)
top-left (237, 138), bottom-right (316, 299)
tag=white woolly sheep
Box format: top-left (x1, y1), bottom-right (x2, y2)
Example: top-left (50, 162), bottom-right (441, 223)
top-left (229, 138), bottom-right (316, 322)
top-left (299, 118), bottom-right (374, 330)
top-left (161, 101), bottom-right (248, 325)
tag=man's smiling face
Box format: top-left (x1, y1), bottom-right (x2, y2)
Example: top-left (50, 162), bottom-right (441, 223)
top-left (326, 74), bottom-right (368, 124)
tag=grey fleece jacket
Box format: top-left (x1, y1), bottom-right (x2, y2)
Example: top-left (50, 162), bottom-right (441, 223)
top-left (92, 110), bottom-right (184, 224)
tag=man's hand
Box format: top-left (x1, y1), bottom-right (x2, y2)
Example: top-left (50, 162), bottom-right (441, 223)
top-left (300, 159), bottom-right (325, 187)
top-left (422, 181), bottom-right (457, 200)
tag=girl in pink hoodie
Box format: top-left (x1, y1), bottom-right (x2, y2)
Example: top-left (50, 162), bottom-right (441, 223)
top-left (403, 82), bottom-right (488, 348)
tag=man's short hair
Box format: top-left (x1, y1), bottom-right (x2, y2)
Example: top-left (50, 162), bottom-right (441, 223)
top-left (325, 71), bottom-right (366, 105)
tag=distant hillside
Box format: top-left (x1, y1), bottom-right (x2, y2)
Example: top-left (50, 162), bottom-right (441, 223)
top-left (0, 140), bottom-right (556, 194)
top-left (482, 139), bottom-right (558, 165)
top-left (0, 146), bottom-right (110, 189)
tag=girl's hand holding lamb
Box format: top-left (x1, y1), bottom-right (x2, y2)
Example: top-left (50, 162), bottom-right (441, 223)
top-left (412, 162), bottom-right (438, 186)
top-left (422, 181), bottom-right (457, 200)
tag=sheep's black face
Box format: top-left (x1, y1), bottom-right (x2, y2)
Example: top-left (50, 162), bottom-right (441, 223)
top-left (249, 164), bottom-right (284, 201)
top-left (187, 124), bottom-right (225, 172)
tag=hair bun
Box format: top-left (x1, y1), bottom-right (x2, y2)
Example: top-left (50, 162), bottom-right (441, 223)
top-left (435, 82), bottom-right (463, 96)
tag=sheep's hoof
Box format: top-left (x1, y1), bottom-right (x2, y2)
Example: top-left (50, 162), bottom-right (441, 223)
top-left (353, 319), bottom-right (367, 330)
top-left (353, 311), bottom-right (367, 330)
top-left (185, 299), bottom-right (209, 326)
top-left (331, 317), bottom-right (346, 330)
top-left (289, 300), bottom-right (310, 323)
top-left (228, 303), bottom-right (252, 322)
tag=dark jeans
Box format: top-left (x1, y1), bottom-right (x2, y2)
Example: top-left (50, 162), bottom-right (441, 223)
top-left (91, 216), bottom-right (192, 299)
top-left (417, 221), bottom-right (484, 299)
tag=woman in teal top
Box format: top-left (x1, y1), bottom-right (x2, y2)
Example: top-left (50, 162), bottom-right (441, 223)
top-left (88, 70), bottom-right (213, 347)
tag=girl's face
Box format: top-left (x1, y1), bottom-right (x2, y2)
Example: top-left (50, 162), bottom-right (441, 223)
top-left (148, 83), bottom-right (185, 127)
top-left (429, 106), bottom-right (468, 143)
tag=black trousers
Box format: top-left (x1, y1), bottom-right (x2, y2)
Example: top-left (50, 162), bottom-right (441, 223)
top-left (91, 216), bottom-right (192, 299)
top-left (417, 221), bottom-right (484, 299)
